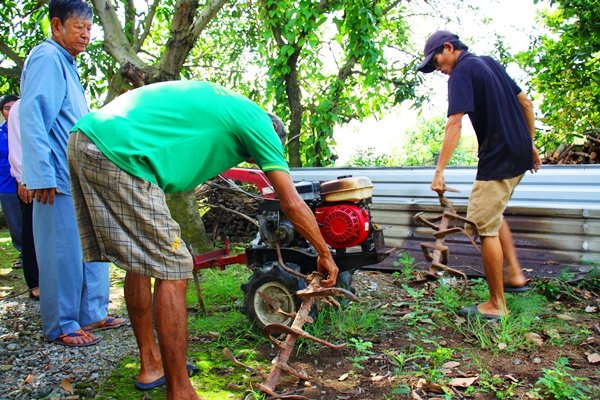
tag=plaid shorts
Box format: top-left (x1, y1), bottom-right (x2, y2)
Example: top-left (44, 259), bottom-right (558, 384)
top-left (68, 131), bottom-right (193, 280)
top-left (466, 174), bottom-right (524, 237)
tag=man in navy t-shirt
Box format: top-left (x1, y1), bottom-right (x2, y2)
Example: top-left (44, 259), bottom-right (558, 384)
top-left (418, 31), bottom-right (541, 319)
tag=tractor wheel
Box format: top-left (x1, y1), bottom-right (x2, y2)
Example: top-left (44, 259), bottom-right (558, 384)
top-left (241, 262), bottom-right (306, 330)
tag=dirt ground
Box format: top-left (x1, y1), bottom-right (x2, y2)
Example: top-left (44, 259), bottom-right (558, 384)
top-left (245, 271), bottom-right (600, 400)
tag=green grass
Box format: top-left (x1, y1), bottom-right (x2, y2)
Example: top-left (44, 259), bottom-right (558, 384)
top-left (0, 230), bottom-right (27, 298)
top-left (3, 228), bottom-right (597, 399)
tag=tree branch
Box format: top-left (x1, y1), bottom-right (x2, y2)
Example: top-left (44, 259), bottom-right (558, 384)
top-left (190, 0), bottom-right (228, 39)
top-left (137, 0), bottom-right (160, 51)
top-left (91, 0), bottom-right (148, 70)
top-left (0, 67), bottom-right (21, 80)
top-left (158, 0), bottom-right (227, 81)
top-left (0, 40), bottom-right (24, 69)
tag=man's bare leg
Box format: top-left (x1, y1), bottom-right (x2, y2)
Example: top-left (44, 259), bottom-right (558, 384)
top-left (154, 278), bottom-right (201, 400)
top-left (479, 236), bottom-right (508, 316)
top-left (498, 221), bottom-right (528, 287)
top-left (124, 272), bottom-right (164, 384)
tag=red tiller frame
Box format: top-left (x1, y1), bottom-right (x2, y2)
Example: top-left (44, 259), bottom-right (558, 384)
top-left (219, 167), bottom-right (275, 199)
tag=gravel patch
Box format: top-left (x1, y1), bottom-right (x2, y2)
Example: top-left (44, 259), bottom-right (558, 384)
top-left (0, 296), bottom-right (137, 399)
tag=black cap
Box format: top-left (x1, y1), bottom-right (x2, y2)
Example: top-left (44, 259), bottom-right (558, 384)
top-left (417, 30), bottom-right (459, 73)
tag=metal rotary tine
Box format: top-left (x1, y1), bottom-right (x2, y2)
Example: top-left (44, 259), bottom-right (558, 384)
top-left (297, 286), bottom-right (360, 303)
top-left (222, 347), bottom-right (268, 380)
top-left (256, 383), bottom-right (309, 400)
top-left (263, 323), bottom-right (347, 351)
top-left (415, 189), bottom-right (479, 293)
top-left (233, 271), bottom-right (359, 399)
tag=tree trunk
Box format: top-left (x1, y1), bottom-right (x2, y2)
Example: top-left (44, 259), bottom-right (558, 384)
top-left (92, 0), bottom-right (230, 253)
top-left (166, 191), bottom-right (211, 254)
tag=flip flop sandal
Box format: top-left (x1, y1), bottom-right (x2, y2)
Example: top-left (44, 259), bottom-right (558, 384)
top-left (134, 361), bottom-right (199, 391)
top-left (504, 284), bottom-right (531, 293)
top-left (83, 316), bottom-right (129, 332)
top-left (457, 305), bottom-right (503, 320)
top-left (48, 329), bottom-right (101, 347)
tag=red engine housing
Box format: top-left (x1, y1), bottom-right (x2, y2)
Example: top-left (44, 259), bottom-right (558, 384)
top-left (315, 204), bottom-right (371, 249)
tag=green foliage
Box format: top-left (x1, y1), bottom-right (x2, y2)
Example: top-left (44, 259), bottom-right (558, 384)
top-left (392, 251), bottom-right (417, 280)
top-left (533, 357), bottom-right (592, 400)
top-left (517, 0), bottom-right (600, 152)
top-left (346, 338), bottom-right (374, 370)
top-left (0, 0), bottom-right (48, 94)
top-left (533, 269), bottom-right (582, 301)
top-left (471, 369), bottom-right (518, 399)
top-left (435, 278), bottom-right (557, 353)
top-left (258, 0), bottom-right (416, 167)
top-left (344, 147), bottom-right (394, 167)
top-left (400, 116), bottom-right (478, 166)
top-left (301, 302), bottom-right (387, 353)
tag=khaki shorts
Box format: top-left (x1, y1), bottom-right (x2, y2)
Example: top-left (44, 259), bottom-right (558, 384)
top-left (68, 131), bottom-right (193, 280)
top-left (466, 174), bottom-right (524, 237)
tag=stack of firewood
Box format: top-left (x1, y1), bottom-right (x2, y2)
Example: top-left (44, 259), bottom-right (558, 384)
top-left (195, 178), bottom-right (260, 243)
top-left (544, 130), bottom-right (600, 164)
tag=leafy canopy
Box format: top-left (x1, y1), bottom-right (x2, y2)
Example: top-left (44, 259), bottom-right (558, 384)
top-left (517, 0), bottom-right (600, 151)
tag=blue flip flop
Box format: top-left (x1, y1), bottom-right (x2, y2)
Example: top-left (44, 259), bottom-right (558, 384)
top-left (134, 361), bottom-right (199, 390)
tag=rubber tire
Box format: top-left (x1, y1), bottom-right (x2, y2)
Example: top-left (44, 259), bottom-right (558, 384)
top-left (241, 262), bottom-right (306, 330)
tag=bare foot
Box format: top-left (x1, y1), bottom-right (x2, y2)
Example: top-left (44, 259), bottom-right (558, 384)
top-left (503, 273), bottom-right (529, 288)
top-left (477, 301), bottom-right (507, 317)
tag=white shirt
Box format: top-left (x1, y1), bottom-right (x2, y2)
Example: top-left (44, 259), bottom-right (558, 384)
top-left (7, 99), bottom-right (22, 183)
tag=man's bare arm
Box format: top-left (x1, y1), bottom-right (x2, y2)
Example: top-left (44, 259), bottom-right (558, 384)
top-left (431, 113), bottom-right (463, 193)
top-left (266, 170), bottom-right (339, 287)
top-left (517, 91), bottom-right (541, 172)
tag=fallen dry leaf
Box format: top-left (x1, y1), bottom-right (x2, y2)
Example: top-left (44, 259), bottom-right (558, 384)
top-left (449, 376), bottom-right (478, 387)
top-left (587, 353), bottom-right (600, 364)
top-left (411, 390), bottom-right (423, 400)
top-left (585, 305), bottom-right (597, 313)
top-left (556, 313), bottom-right (575, 321)
top-left (498, 342), bottom-right (507, 350)
top-left (504, 374), bottom-right (518, 382)
top-left (60, 378), bottom-right (74, 394)
top-left (544, 328), bottom-right (561, 339)
top-left (442, 361), bottom-right (460, 369)
top-left (581, 290), bottom-right (593, 300)
top-left (525, 332), bottom-right (544, 347)
top-left (23, 374), bottom-right (34, 384)
top-left (422, 381), bottom-right (445, 394)
top-left (370, 374), bottom-right (386, 382)
top-left (338, 372), bottom-right (349, 381)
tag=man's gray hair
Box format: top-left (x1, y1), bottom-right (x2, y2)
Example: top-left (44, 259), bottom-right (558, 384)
top-left (267, 113), bottom-right (287, 147)
top-left (49, 0), bottom-right (93, 23)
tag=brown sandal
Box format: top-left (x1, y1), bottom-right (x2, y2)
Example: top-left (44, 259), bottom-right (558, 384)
top-left (48, 329), bottom-right (101, 347)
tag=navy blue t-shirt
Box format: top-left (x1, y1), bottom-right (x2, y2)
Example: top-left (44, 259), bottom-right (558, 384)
top-left (448, 52), bottom-right (533, 180)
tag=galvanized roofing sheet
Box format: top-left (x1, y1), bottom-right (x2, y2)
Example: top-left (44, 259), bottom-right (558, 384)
top-left (291, 164), bottom-right (600, 210)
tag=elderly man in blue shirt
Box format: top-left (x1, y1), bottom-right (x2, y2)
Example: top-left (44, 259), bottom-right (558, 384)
top-left (20, 0), bottom-right (126, 346)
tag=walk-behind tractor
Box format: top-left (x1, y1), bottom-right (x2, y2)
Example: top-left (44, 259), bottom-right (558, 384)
top-left (192, 168), bottom-right (391, 329)
top-left (191, 168), bottom-right (391, 398)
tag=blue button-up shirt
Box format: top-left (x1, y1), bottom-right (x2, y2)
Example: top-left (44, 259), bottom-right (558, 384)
top-left (0, 122), bottom-right (17, 193)
top-left (20, 39), bottom-right (88, 194)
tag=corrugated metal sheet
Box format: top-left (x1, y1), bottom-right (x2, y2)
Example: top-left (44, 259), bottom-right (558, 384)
top-left (290, 165), bottom-right (600, 271)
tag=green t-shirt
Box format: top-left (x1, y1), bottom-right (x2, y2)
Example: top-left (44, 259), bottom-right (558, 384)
top-left (72, 81), bottom-right (289, 193)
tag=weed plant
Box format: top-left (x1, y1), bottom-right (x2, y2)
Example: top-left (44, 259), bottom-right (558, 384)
top-left (346, 338), bottom-right (374, 369)
top-left (300, 302), bottom-right (388, 354)
top-left (533, 356), bottom-right (592, 400)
